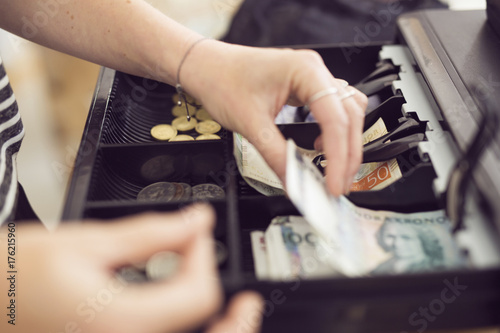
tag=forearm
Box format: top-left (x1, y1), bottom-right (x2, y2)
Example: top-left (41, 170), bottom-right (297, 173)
top-left (0, 0), bottom-right (202, 85)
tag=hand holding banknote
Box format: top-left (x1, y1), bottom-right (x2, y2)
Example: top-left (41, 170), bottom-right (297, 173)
top-left (234, 116), bottom-right (402, 195)
top-left (192, 45), bottom-right (367, 196)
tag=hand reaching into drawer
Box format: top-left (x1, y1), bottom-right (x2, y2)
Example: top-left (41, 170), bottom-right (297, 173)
top-left (182, 43), bottom-right (368, 197)
top-left (5, 204), bottom-right (263, 333)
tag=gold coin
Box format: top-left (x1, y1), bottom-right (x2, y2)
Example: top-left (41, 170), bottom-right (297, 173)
top-left (169, 134), bottom-right (195, 142)
top-left (196, 134), bottom-right (221, 141)
top-left (172, 93), bottom-right (196, 105)
top-left (171, 116), bottom-right (198, 132)
top-left (195, 120), bottom-right (221, 134)
top-left (150, 124), bottom-right (177, 141)
top-left (195, 108), bottom-right (213, 121)
top-left (171, 104), bottom-right (197, 117)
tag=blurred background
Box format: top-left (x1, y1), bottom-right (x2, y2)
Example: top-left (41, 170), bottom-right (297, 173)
top-left (0, 0), bottom-right (487, 230)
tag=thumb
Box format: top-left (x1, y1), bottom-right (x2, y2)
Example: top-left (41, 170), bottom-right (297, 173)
top-left (97, 203), bottom-right (216, 266)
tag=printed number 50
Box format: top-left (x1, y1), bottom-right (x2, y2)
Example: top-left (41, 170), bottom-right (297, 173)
top-left (367, 165), bottom-right (390, 189)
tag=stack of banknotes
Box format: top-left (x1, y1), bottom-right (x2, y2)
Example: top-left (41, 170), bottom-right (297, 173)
top-left (234, 116), bottom-right (402, 196)
top-left (249, 140), bottom-right (466, 280)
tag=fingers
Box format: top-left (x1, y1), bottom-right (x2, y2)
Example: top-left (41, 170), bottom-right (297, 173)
top-left (312, 86), bottom-right (366, 195)
top-left (120, 225), bottom-right (221, 333)
top-left (206, 292), bottom-right (264, 333)
top-left (94, 203), bottom-right (216, 267)
top-left (104, 206), bottom-right (222, 333)
top-left (310, 91), bottom-right (350, 195)
top-left (288, 78), bottom-right (348, 107)
top-left (247, 122), bottom-right (288, 183)
top-left (289, 50), bottom-right (367, 195)
top-left (337, 86), bottom-right (367, 192)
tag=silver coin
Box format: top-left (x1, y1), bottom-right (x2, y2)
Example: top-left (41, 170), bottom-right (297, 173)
top-left (137, 182), bottom-right (177, 202)
top-left (140, 155), bottom-right (175, 182)
top-left (172, 182), bottom-right (192, 201)
top-left (214, 240), bottom-right (228, 265)
top-left (146, 251), bottom-right (181, 281)
top-left (117, 266), bottom-right (147, 283)
top-left (192, 183), bottom-right (225, 200)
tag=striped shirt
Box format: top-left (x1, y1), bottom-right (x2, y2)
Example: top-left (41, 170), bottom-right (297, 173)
top-left (0, 56), bottom-right (25, 226)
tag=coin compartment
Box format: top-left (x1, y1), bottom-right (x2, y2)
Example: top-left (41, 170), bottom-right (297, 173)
top-left (88, 142), bottom-right (230, 202)
top-left (101, 71), bottom-right (226, 144)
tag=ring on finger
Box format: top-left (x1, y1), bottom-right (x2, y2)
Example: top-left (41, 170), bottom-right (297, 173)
top-left (305, 81), bottom-right (351, 110)
top-left (306, 87), bottom-right (339, 106)
top-left (339, 89), bottom-right (356, 101)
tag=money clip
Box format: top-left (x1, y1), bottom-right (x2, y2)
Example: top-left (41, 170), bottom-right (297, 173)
top-left (357, 60), bottom-right (399, 84)
top-left (363, 117), bottom-right (424, 163)
top-left (311, 117), bottom-right (424, 174)
top-left (364, 94), bottom-right (405, 131)
top-left (354, 74), bottom-right (399, 96)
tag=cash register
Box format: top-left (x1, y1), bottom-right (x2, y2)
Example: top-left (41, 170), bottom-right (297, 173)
top-left (63, 5), bottom-right (500, 333)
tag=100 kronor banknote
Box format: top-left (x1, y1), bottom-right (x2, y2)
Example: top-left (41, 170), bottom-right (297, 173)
top-left (250, 140), bottom-right (465, 280)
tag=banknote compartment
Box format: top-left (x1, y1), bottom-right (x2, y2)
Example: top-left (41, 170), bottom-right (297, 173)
top-left (241, 120), bottom-right (440, 212)
top-left (87, 142), bottom-right (229, 202)
top-left (346, 147), bottom-right (439, 212)
top-left (238, 197), bottom-right (299, 276)
top-left (235, 123), bottom-right (321, 198)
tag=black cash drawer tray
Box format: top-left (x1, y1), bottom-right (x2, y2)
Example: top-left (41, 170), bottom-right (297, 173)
top-left (63, 12), bottom-right (500, 333)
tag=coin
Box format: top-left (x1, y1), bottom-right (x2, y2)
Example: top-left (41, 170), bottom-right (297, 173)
top-left (195, 120), bottom-right (221, 134)
top-left (196, 134), bottom-right (221, 141)
top-left (169, 134), bottom-right (195, 142)
top-left (172, 182), bottom-right (192, 200)
top-left (172, 116), bottom-right (198, 132)
top-left (195, 108), bottom-right (213, 121)
top-left (150, 124), bottom-right (177, 141)
top-left (137, 182), bottom-right (176, 202)
top-left (192, 183), bottom-right (225, 200)
top-left (117, 266), bottom-right (148, 283)
top-left (140, 155), bottom-right (175, 182)
top-left (146, 251), bottom-right (180, 281)
top-left (172, 93), bottom-right (196, 105)
top-left (171, 104), bottom-right (197, 118)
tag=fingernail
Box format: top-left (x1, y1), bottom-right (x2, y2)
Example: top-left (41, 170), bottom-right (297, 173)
top-left (339, 80), bottom-right (349, 88)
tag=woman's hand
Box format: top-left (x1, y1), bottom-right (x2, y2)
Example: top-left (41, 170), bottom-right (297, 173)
top-left (0, 0), bottom-right (366, 196)
top-left (1, 204), bottom-right (263, 333)
top-left (181, 42), bottom-right (368, 196)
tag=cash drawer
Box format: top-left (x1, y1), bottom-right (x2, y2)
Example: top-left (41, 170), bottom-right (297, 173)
top-left (63, 9), bottom-right (500, 333)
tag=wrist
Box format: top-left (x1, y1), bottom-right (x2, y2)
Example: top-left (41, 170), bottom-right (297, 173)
top-left (174, 39), bottom-right (232, 102)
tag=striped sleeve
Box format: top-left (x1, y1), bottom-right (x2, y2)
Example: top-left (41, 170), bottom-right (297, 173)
top-left (0, 56), bottom-right (25, 226)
